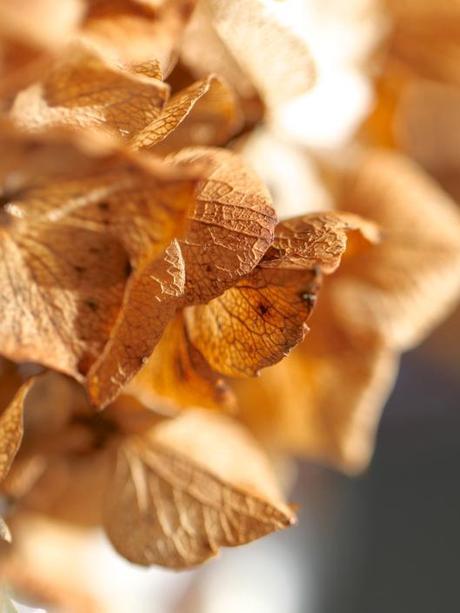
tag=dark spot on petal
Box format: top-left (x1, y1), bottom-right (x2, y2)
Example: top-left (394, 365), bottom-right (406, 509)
top-left (85, 299), bottom-right (98, 312)
top-left (98, 201), bottom-right (110, 211)
top-left (258, 303), bottom-right (269, 316)
top-left (74, 264), bottom-right (85, 274)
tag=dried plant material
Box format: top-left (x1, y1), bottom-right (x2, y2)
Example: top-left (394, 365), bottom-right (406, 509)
top-left (185, 266), bottom-right (320, 377)
top-left (198, 0), bottom-right (315, 108)
top-left (235, 149), bottom-right (460, 472)
top-left (0, 0), bottom-right (83, 98)
top-left (11, 44), bottom-right (169, 140)
top-left (186, 213), bottom-right (377, 377)
top-left (261, 213), bottom-right (380, 273)
top-left (0, 379), bottom-right (35, 543)
top-left (396, 80), bottom-right (460, 176)
top-left (336, 151), bottom-right (460, 349)
top-left (385, 0), bottom-right (460, 87)
top-left (130, 316), bottom-right (235, 411)
top-left (0, 127), bottom-right (199, 380)
top-left (235, 329), bottom-right (398, 473)
top-left (88, 241), bottom-right (186, 407)
top-left (0, 517), bottom-right (12, 544)
top-left (0, 381), bottom-right (34, 482)
top-left (83, 0), bottom-right (197, 74)
top-left (170, 147), bottom-right (277, 304)
top-left (132, 75), bottom-right (242, 151)
top-left (104, 410), bottom-right (295, 568)
top-left (180, 2), bottom-right (263, 122)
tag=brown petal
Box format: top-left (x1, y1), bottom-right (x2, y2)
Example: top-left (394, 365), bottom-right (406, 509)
top-left (0, 0), bottom-right (83, 97)
top-left (87, 241), bottom-right (186, 407)
top-left (205, 0), bottom-right (315, 107)
top-left (0, 127), bottom-right (199, 380)
top-left (180, 2), bottom-right (263, 122)
top-left (185, 212), bottom-right (377, 377)
top-left (0, 517), bottom-right (11, 543)
top-left (336, 151), bottom-right (460, 349)
top-left (132, 75), bottom-right (243, 151)
top-left (235, 321), bottom-right (398, 473)
top-left (185, 266), bottom-right (320, 377)
top-left (11, 44), bottom-right (169, 140)
top-left (170, 147), bottom-right (277, 304)
top-left (104, 410), bottom-right (295, 568)
top-left (262, 212), bottom-right (380, 273)
top-left (129, 315), bottom-right (235, 411)
top-left (83, 0), bottom-right (197, 73)
top-left (0, 380), bottom-right (34, 482)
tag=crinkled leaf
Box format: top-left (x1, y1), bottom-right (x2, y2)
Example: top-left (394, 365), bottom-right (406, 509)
top-left (132, 74), bottom-right (242, 151)
top-left (186, 212), bottom-right (377, 377)
top-left (88, 241), bottom-right (186, 407)
top-left (186, 266), bottom-right (320, 377)
top-left (104, 410), bottom-right (295, 568)
top-left (0, 127), bottom-right (199, 379)
top-left (11, 44), bottom-right (169, 140)
top-left (170, 147), bottom-right (277, 304)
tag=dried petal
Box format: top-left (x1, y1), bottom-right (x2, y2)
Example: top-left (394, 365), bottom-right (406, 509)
top-left (132, 75), bottom-right (242, 151)
top-left (0, 380), bottom-right (34, 482)
top-left (235, 325), bottom-right (398, 473)
top-left (186, 212), bottom-right (377, 377)
top-left (0, 127), bottom-right (198, 379)
top-left (11, 44), bottom-right (169, 140)
top-left (185, 266), bottom-right (320, 377)
top-left (205, 0), bottom-right (315, 107)
top-left (336, 151), bottom-right (460, 349)
top-left (0, 0), bottom-right (83, 97)
top-left (104, 410), bottom-right (295, 568)
top-left (83, 0), bottom-right (197, 73)
top-left (88, 241), bottom-right (186, 407)
top-left (130, 316), bottom-right (235, 411)
top-left (170, 147), bottom-right (277, 304)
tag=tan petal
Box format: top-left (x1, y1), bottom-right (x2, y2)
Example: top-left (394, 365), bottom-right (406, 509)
top-left (83, 0), bottom-right (197, 73)
top-left (170, 147), bottom-right (277, 304)
top-left (185, 212), bottom-right (377, 377)
top-left (0, 517), bottom-right (11, 543)
top-left (0, 0), bottom-right (83, 97)
top-left (387, 1), bottom-right (460, 86)
top-left (11, 44), bottom-right (169, 140)
top-left (336, 151), bottom-right (460, 349)
top-left (262, 212), bottom-right (380, 273)
top-left (104, 410), bottom-right (295, 568)
top-left (235, 323), bottom-right (398, 473)
top-left (396, 79), bottom-right (460, 176)
top-left (87, 241), bottom-right (186, 407)
top-left (0, 127), bottom-right (199, 379)
top-left (129, 315), bottom-right (235, 411)
top-left (205, 0), bottom-right (315, 108)
top-left (185, 266), bottom-right (320, 378)
top-left (180, 2), bottom-right (263, 122)
top-left (132, 75), bottom-right (243, 151)
top-left (0, 380), bottom-right (34, 482)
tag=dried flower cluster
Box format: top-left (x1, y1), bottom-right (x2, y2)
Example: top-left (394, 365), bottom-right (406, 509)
top-left (1, 0), bottom-right (460, 608)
